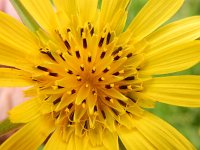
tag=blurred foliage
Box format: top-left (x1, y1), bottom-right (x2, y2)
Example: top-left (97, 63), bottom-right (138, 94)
top-left (126, 0), bottom-right (200, 149)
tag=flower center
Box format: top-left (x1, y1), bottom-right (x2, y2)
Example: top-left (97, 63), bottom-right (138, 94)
top-left (31, 22), bottom-right (145, 137)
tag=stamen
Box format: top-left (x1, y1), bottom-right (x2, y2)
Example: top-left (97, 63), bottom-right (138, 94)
top-left (101, 110), bottom-right (106, 119)
top-left (75, 51), bottom-right (81, 58)
top-left (36, 66), bottom-right (49, 72)
top-left (98, 77), bottom-right (105, 81)
top-left (60, 53), bottom-right (66, 61)
top-left (76, 75), bottom-right (82, 81)
top-left (83, 38), bottom-right (87, 49)
top-left (67, 28), bottom-right (71, 32)
top-left (64, 40), bottom-right (71, 50)
top-left (98, 37), bottom-right (104, 47)
top-left (68, 103), bottom-right (73, 109)
top-left (112, 47), bottom-right (123, 56)
top-left (90, 27), bottom-right (94, 36)
top-left (106, 32), bottom-right (111, 44)
top-left (41, 51), bottom-right (56, 61)
top-left (80, 64), bottom-right (84, 71)
top-left (105, 84), bottom-right (114, 89)
top-left (127, 53), bottom-right (133, 58)
top-left (119, 85), bottom-right (129, 89)
top-left (49, 72), bottom-right (58, 77)
top-left (53, 97), bottom-right (61, 105)
top-left (100, 50), bottom-right (106, 59)
top-left (66, 69), bottom-right (73, 74)
top-left (88, 56), bottom-right (92, 62)
top-left (92, 67), bottom-right (96, 73)
top-left (118, 100), bottom-right (127, 107)
top-left (113, 72), bottom-right (120, 76)
top-left (80, 28), bottom-right (84, 37)
top-left (111, 108), bottom-right (119, 116)
top-left (103, 66), bottom-right (110, 73)
top-left (124, 76), bottom-right (135, 80)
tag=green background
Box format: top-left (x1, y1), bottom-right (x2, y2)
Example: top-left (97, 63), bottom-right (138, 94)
top-left (125, 0), bottom-right (200, 149)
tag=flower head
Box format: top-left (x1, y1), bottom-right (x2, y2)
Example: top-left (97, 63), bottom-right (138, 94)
top-left (0, 0), bottom-right (200, 149)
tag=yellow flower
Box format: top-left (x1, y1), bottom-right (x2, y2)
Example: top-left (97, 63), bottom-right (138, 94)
top-left (0, 0), bottom-right (200, 149)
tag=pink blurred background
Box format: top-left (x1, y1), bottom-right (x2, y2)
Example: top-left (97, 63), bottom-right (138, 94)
top-left (0, 0), bottom-right (25, 121)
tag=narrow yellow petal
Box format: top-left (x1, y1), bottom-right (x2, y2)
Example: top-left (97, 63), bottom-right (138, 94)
top-left (146, 16), bottom-right (200, 53)
top-left (139, 75), bottom-right (200, 107)
top-left (118, 127), bottom-right (155, 150)
top-left (134, 111), bottom-right (196, 150)
top-left (0, 116), bottom-right (55, 150)
top-left (9, 98), bottom-right (40, 123)
top-left (126, 0), bottom-right (184, 41)
top-left (102, 130), bottom-right (119, 150)
top-left (44, 129), bottom-right (68, 150)
top-left (140, 41), bottom-right (200, 75)
top-left (76, 0), bottom-right (98, 23)
top-left (75, 84), bottom-right (91, 105)
top-left (0, 68), bottom-right (33, 87)
top-left (20, 0), bottom-right (56, 32)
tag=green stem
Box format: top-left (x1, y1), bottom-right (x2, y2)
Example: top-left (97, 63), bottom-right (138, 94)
top-left (10, 0), bottom-right (40, 32)
top-left (0, 118), bottom-right (22, 136)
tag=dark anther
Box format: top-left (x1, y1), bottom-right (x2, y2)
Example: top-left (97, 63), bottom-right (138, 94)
top-left (80, 66), bottom-right (84, 71)
top-left (68, 103), bottom-right (73, 109)
top-left (75, 51), bottom-right (81, 58)
top-left (124, 76), bottom-right (135, 80)
top-left (67, 69), bottom-right (73, 74)
top-left (106, 32), bottom-right (111, 45)
top-left (112, 47), bottom-right (122, 56)
top-left (128, 96), bottom-right (136, 103)
top-left (113, 72), bottom-right (120, 76)
top-left (64, 40), bottom-right (71, 50)
top-left (41, 51), bottom-right (56, 61)
top-left (94, 105), bottom-right (98, 112)
top-left (90, 27), bottom-right (94, 36)
top-left (60, 54), bottom-right (66, 61)
top-left (105, 96), bottom-right (111, 101)
top-left (101, 110), bottom-right (106, 119)
top-left (118, 100), bottom-right (127, 107)
top-left (105, 84), bottom-right (113, 89)
top-left (53, 97), bottom-right (61, 105)
top-left (100, 51), bottom-right (106, 59)
top-left (67, 28), bottom-right (71, 32)
top-left (58, 86), bottom-right (64, 89)
top-left (69, 112), bottom-right (74, 121)
top-left (37, 66), bottom-right (49, 72)
top-left (80, 28), bottom-right (84, 37)
top-left (98, 77), bottom-right (104, 81)
top-left (88, 22), bottom-right (92, 29)
top-left (103, 68), bottom-right (109, 73)
top-left (111, 108), bottom-right (119, 116)
top-left (71, 89), bottom-right (76, 94)
top-left (82, 99), bottom-right (86, 104)
top-left (84, 120), bottom-right (88, 129)
top-left (114, 55), bottom-right (120, 61)
top-left (98, 37), bottom-right (104, 47)
top-left (88, 56), bottom-right (92, 62)
top-left (119, 85), bottom-right (128, 89)
top-left (83, 38), bottom-right (87, 49)
top-left (49, 72), bottom-right (58, 77)
top-left (127, 53), bottom-right (133, 58)
top-left (137, 68), bottom-right (141, 71)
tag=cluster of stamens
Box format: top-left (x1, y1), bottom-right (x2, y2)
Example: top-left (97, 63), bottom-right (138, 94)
top-left (31, 22), bottom-right (143, 135)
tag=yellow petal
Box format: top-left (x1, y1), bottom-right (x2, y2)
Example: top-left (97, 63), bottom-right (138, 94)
top-left (9, 98), bottom-right (40, 123)
top-left (0, 12), bottom-right (39, 68)
top-left (102, 130), bottom-right (119, 150)
top-left (134, 111), bottom-right (196, 150)
top-left (0, 68), bottom-right (33, 87)
top-left (0, 116), bottom-right (55, 150)
top-left (75, 84), bottom-right (91, 105)
top-left (99, 0), bottom-right (130, 33)
top-left (44, 129), bottom-right (68, 150)
top-left (146, 16), bottom-right (200, 54)
top-left (20, 0), bottom-right (56, 32)
top-left (139, 75), bottom-right (200, 107)
top-left (118, 127), bottom-right (155, 150)
top-left (140, 41), bottom-right (200, 75)
top-left (76, 0), bottom-right (98, 23)
top-left (119, 111), bottom-right (196, 150)
top-left (126, 0), bottom-right (184, 41)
